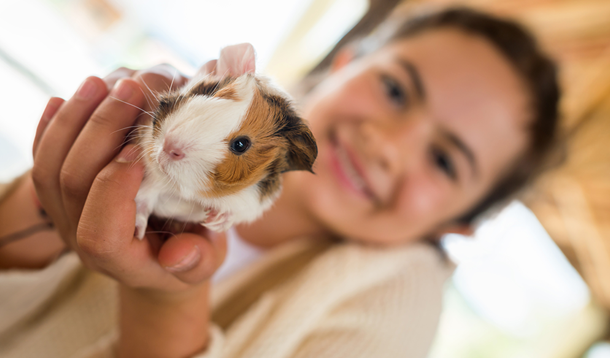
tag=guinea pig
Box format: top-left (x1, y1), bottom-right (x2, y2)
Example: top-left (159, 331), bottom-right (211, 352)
top-left (133, 44), bottom-right (317, 239)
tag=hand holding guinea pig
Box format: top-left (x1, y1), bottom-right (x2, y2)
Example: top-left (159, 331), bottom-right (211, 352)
top-left (32, 59), bottom-right (226, 292)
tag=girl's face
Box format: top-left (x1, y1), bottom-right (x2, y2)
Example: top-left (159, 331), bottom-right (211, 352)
top-left (292, 29), bottom-right (531, 244)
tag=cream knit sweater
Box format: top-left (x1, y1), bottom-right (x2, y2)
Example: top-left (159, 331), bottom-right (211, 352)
top-left (0, 175), bottom-right (453, 358)
top-left (0, 234), bottom-right (453, 358)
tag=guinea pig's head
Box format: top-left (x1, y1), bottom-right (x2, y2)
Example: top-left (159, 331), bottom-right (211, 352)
top-left (144, 74), bottom-right (317, 201)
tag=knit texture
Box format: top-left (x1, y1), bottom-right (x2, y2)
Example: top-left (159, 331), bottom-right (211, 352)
top-left (0, 236), bottom-right (453, 358)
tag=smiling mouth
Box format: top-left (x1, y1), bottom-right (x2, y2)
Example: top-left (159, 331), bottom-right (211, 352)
top-left (329, 132), bottom-right (376, 201)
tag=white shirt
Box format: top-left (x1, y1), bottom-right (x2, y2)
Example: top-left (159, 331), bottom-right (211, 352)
top-left (212, 227), bottom-right (266, 283)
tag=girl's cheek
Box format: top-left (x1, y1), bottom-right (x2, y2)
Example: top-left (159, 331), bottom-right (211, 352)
top-left (331, 76), bottom-right (381, 120)
top-left (396, 175), bottom-right (446, 222)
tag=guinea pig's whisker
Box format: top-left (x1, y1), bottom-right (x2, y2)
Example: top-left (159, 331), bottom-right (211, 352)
top-left (212, 71), bottom-right (229, 93)
top-left (110, 124), bottom-right (145, 136)
top-left (138, 77), bottom-right (164, 106)
top-left (136, 85), bottom-right (156, 110)
top-left (109, 96), bottom-right (155, 117)
top-left (168, 70), bottom-right (178, 93)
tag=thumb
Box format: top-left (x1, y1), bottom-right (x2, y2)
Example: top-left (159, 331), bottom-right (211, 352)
top-left (77, 144), bottom-right (145, 257)
top-left (158, 229), bottom-right (228, 285)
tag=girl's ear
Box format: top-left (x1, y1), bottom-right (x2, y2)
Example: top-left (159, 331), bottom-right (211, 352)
top-left (330, 46), bottom-right (356, 73)
top-left (217, 43), bottom-right (256, 77)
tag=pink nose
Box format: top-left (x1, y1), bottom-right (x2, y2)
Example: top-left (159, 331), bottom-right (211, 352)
top-left (163, 140), bottom-right (185, 160)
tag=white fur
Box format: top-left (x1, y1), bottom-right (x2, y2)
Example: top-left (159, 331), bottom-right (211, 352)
top-left (133, 75), bottom-right (275, 238)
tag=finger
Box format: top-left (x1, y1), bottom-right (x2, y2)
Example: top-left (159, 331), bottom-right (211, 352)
top-left (60, 79), bottom-right (146, 225)
top-left (77, 144), bottom-right (144, 260)
top-left (158, 230), bottom-right (227, 285)
top-left (103, 66), bottom-right (137, 92)
top-left (33, 97), bottom-right (65, 157)
top-left (32, 77), bottom-right (108, 235)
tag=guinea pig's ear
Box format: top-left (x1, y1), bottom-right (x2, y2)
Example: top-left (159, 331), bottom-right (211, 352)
top-left (217, 43), bottom-right (256, 77)
top-left (283, 119), bottom-right (318, 174)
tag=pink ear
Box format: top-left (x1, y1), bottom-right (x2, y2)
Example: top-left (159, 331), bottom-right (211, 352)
top-left (216, 43), bottom-right (256, 77)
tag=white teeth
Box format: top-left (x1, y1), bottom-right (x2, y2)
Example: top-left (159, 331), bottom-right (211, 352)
top-left (336, 144), bottom-right (367, 192)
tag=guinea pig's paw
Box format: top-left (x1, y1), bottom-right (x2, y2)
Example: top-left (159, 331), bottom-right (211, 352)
top-left (135, 214), bottom-right (148, 240)
top-left (202, 210), bottom-right (233, 232)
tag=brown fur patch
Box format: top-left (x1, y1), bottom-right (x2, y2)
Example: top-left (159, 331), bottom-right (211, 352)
top-left (199, 87), bottom-right (288, 199)
top-left (214, 85), bottom-right (239, 100)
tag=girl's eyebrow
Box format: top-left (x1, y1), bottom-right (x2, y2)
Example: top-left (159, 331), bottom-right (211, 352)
top-left (396, 59), bottom-right (426, 100)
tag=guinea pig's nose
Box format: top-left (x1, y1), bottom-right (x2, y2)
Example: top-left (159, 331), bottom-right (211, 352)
top-left (163, 139), bottom-right (185, 160)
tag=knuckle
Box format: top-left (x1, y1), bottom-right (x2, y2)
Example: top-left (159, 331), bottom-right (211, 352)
top-left (60, 167), bottom-right (88, 199)
top-left (94, 166), bottom-right (122, 190)
top-left (31, 165), bottom-right (53, 189)
top-left (89, 109), bottom-right (116, 129)
top-left (76, 233), bottom-right (115, 260)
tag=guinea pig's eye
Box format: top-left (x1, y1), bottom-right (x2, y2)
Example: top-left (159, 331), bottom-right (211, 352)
top-left (230, 136), bottom-right (251, 155)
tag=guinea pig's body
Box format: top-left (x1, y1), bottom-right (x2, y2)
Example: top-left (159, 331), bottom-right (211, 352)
top-left (133, 71), bottom-right (317, 239)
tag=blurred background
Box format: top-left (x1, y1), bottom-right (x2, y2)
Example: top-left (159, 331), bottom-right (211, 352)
top-left (1, 0), bottom-right (609, 357)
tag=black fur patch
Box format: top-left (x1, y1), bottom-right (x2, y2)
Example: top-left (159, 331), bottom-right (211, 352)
top-left (152, 94), bottom-right (187, 134)
top-left (189, 77), bottom-right (235, 97)
top-left (262, 93), bottom-right (318, 173)
top-left (258, 158), bottom-right (284, 201)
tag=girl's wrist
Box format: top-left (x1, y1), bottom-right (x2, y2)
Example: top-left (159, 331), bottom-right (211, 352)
top-left (118, 282), bottom-right (211, 358)
top-left (126, 280), bottom-right (210, 305)
top-left (0, 173), bottom-right (65, 269)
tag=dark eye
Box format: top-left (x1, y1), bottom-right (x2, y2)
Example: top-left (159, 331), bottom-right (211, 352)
top-left (381, 75), bottom-right (408, 107)
top-left (431, 147), bottom-right (456, 180)
top-left (230, 136), bottom-right (251, 155)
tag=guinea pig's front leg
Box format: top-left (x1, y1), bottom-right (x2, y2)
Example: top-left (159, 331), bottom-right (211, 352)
top-left (202, 209), bottom-right (235, 233)
top-left (134, 178), bottom-right (159, 240)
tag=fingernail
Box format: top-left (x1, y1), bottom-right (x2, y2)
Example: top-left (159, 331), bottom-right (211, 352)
top-left (76, 78), bottom-right (98, 99)
top-left (165, 246), bottom-right (201, 273)
top-left (115, 145), bottom-right (138, 163)
top-left (112, 79), bottom-right (134, 101)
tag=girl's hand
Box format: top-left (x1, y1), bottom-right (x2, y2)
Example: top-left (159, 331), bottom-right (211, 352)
top-left (31, 63), bottom-right (226, 292)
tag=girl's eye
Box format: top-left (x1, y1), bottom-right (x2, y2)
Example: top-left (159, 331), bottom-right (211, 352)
top-left (381, 75), bottom-right (408, 107)
top-left (431, 147), bottom-right (457, 180)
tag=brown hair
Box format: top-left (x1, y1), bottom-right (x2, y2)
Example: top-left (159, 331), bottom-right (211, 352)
top-left (353, 7), bottom-right (561, 224)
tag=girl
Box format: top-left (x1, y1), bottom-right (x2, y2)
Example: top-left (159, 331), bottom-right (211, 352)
top-left (0, 7), bottom-right (559, 358)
